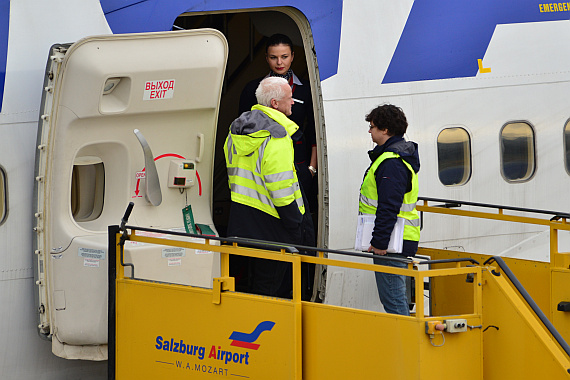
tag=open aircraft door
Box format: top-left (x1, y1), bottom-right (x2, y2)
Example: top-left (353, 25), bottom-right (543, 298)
top-left (33, 30), bottom-right (228, 359)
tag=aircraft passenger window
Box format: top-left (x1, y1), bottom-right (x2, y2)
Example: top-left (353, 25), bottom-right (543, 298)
top-left (500, 122), bottom-right (535, 182)
top-left (437, 127), bottom-right (471, 186)
top-left (564, 120), bottom-right (570, 174)
top-left (0, 167), bottom-right (6, 224)
top-left (71, 157), bottom-right (105, 222)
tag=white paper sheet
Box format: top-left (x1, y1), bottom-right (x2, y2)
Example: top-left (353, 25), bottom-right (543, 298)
top-left (354, 215), bottom-right (404, 253)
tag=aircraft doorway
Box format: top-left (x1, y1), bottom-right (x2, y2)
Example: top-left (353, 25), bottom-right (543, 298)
top-left (173, 8), bottom-right (328, 300)
top-left (173, 9), bottom-right (327, 244)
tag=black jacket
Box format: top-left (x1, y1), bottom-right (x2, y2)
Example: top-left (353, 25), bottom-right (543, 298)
top-left (366, 136), bottom-right (420, 256)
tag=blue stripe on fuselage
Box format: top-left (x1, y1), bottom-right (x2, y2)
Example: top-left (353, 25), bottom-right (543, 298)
top-left (0, 0), bottom-right (9, 113)
top-left (383, 0), bottom-right (570, 84)
top-left (99, 0), bottom-right (342, 80)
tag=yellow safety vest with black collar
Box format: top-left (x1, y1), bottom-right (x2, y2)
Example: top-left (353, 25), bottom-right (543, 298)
top-left (224, 104), bottom-right (305, 218)
top-left (359, 151), bottom-right (420, 243)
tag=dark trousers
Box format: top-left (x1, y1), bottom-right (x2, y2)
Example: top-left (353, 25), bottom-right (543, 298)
top-left (250, 258), bottom-right (291, 298)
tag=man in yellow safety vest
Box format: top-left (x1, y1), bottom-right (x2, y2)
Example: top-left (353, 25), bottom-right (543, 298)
top-left (224, 76), bottom-right (310, 297)
top-left (359, 104), bottom-right (420, 315)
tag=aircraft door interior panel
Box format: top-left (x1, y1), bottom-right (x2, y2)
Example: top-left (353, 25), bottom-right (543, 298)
top-left (33, 30), bottom-right (228, 359)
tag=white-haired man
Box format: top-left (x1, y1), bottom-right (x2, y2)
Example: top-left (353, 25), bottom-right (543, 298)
top-left (224, 77), bottom-right (308, 297)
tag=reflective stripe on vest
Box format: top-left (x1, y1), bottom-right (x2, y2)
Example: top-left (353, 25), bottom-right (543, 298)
top-left (359, 151), bottom-right (420, 242)
top-left (230, 183), bottom-right (275, 208)
top-left (256, 137), bottom-right (270, 173)
top-left (226, 134), bottom-right (235, 164)
top-left (359, 193), bottom-right (418, 214)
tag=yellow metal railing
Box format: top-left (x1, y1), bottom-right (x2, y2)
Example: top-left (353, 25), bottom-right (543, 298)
top-left (417, 197), bottom-right (570, 268)
top-left (107, 199), bottom-right (570, 379)
top-left (417, 197), bottom-right (570, 345)
top-left (118, 225), bottom-right (484, 317)
top-left (109, 218), bottom-right (570, 379)
top-left (109, 225), bottom-right (483, 378)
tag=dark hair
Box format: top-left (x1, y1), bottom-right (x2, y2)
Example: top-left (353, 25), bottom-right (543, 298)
top-left (365, 104), bottom-right (408, 136)
top-left (265, 33), bottom-right (294, 52)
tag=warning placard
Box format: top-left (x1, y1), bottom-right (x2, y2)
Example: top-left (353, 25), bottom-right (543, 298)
top-left (78, 247), bottom-right (106, 260)
top-left (162, 247), bottom-right (186, 258)
top-left (84, 258), bottom-right (100, 268)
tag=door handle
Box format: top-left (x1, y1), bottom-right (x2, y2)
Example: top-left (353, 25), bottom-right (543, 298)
top-left (134, 129), bottom-right (162, 206)
top-left (196, 133), bottom-right (204, 163)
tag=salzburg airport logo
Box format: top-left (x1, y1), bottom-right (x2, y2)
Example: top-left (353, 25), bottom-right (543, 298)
top-left (154, 320), bottom-right (277, 375)
top-left (229, 321), bottom-right (275, 350)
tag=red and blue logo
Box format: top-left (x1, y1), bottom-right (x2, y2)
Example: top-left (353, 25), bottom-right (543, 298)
top-left (229, 321), bottom-right (275, 350)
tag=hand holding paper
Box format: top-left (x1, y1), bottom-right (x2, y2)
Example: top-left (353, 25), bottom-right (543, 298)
top-left (354, 214), bottom-right (404, 253)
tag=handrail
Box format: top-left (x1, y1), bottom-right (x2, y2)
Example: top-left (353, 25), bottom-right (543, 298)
top-left (126, 225), bottom-right (297, 254)
top-left (484, 256), bottom-right (570, 359)
top-left (419, 196), bottom-right (570, 220)
top-left (112, 224), bottom-right (483, 315)
top-left (124, 225), bottom-right (478, 266)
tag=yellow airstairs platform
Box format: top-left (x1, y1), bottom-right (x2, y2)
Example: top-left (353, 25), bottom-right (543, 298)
top-left (417, 197), bottom-right (570, 344)
top-left (108, 201), bottom-right (570, 379)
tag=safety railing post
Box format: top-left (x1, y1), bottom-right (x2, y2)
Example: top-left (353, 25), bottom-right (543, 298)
top-left (551, 224), bottom-right (559, 267)
top-left (551, 224), bottom-right (570, 271)
top-left (413, 263), bottom-right (424, 319)
top-left (220, 240), bottom-right (230, 278)
top-left (473, 267), bottom-right (483, 316)
top-left (108, 225), bottom-right (120, 380)
top-left (292, 255), bottom-right (303, 379)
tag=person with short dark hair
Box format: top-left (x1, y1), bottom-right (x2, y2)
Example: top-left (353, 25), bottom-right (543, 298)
top-left (359, 104), bottom-right (420, 315)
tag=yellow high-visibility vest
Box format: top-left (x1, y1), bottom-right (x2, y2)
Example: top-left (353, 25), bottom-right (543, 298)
top-left (359, 151), bottom-right (420, 242)
top-left (224, 105), bottom-right (305, 218)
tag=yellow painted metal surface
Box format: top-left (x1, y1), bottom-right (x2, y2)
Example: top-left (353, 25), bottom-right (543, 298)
top-left (112, 226), bottom-right (570, 379)
top-left (552, 270), bottom-right (570, 341)
top-left (115, 279), bottom-right (301, 379)
top-left (423, 249), bottom-right (550, 317)
top-left (301, 303), bottom-right (482, 379)
top-left (481, 268), bottom-right (570, 379)
top-left (416, 201), bottom-right (570, 344)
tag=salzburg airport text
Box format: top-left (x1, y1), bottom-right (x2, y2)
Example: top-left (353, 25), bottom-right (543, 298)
top-left (155, 336), bottom-right (250, 365)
